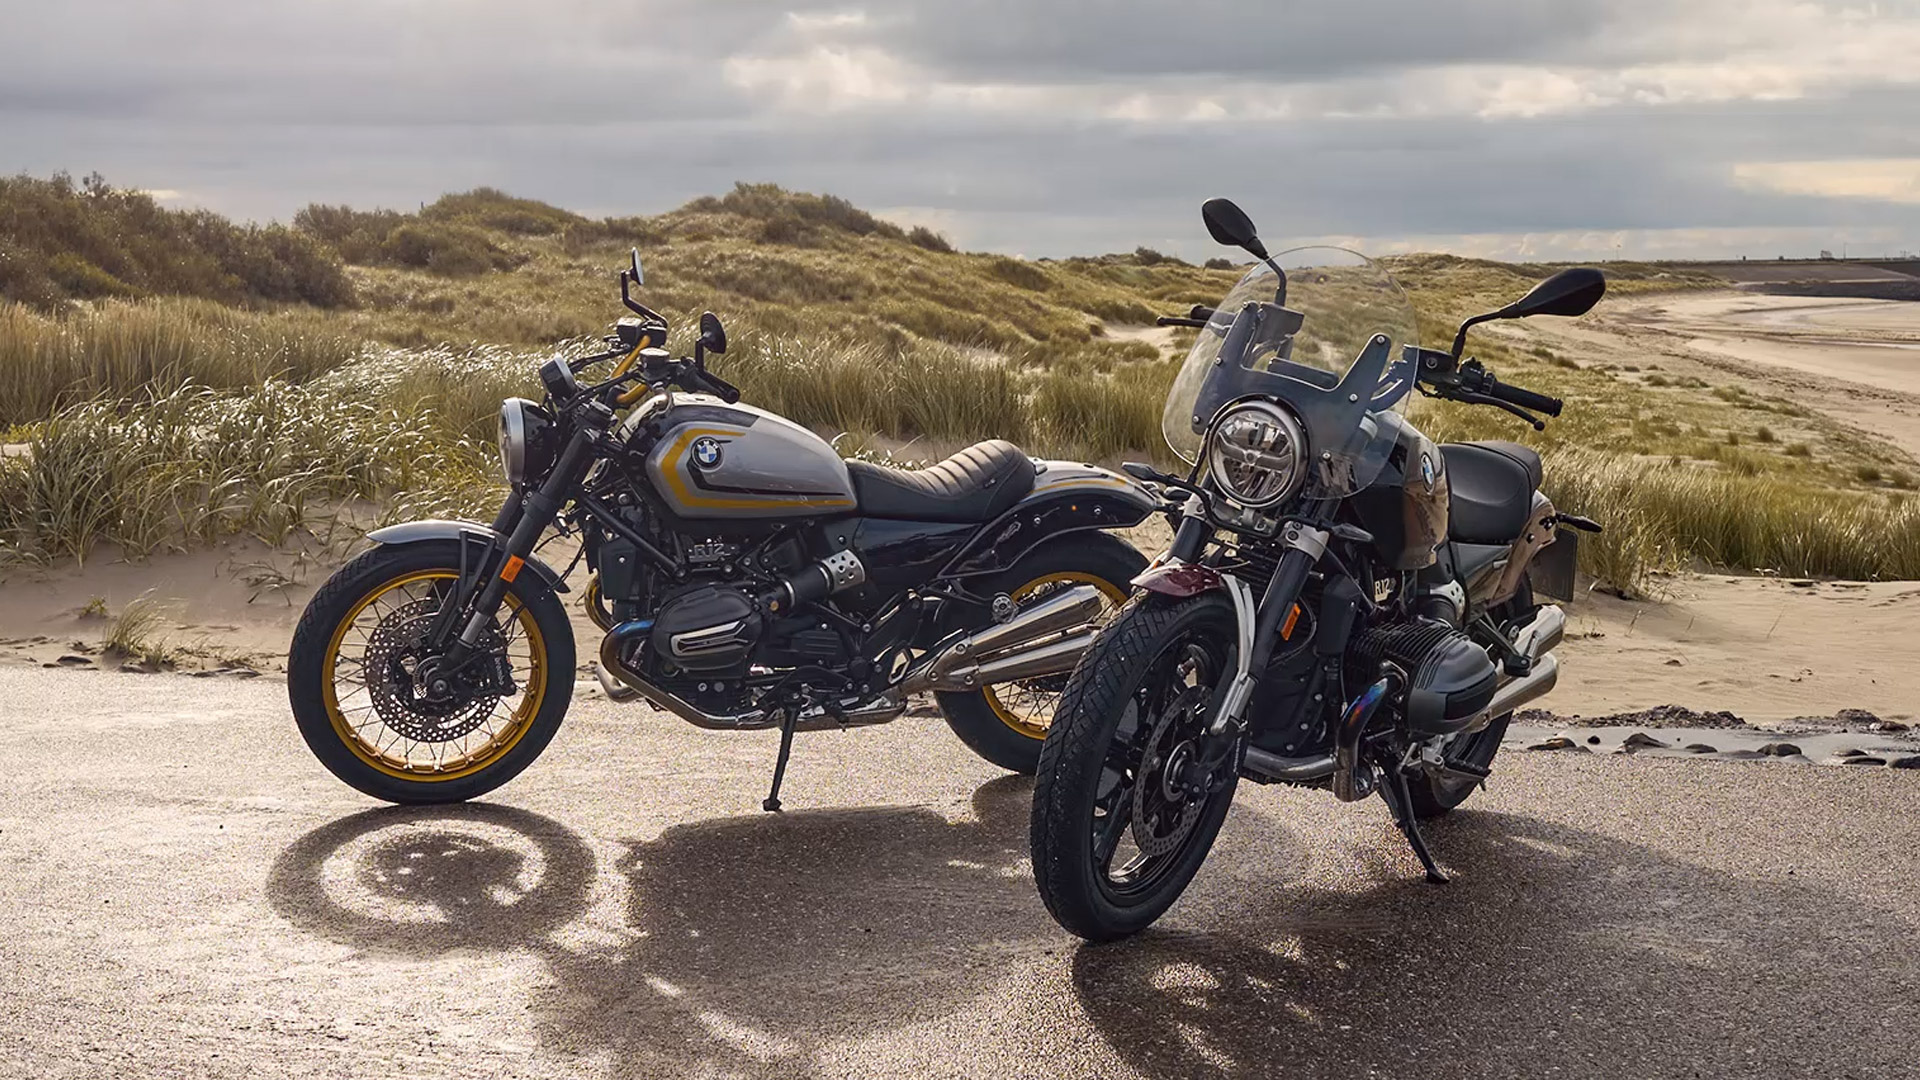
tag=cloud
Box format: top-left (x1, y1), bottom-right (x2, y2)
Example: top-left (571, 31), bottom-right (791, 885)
top-left (2, 0), bottom-right (1918, 258)
top-left (1734, 159), bottom-right (1920, 205)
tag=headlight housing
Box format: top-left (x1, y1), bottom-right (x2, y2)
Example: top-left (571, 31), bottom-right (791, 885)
top-left (497, 398), bottom-right (554, 486)
top-left (1205, 401), bottom-right (1307, 508)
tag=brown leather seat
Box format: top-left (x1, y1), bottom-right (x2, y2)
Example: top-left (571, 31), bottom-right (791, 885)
top-left (846, 440), bottom-right (1036, 523)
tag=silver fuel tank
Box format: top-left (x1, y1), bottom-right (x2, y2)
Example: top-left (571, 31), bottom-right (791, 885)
top-left (633, 395), bottom-right (856, 520)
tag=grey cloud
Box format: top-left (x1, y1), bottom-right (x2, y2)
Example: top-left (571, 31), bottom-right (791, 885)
top-left (0, 0), bottom-right (1916, 259)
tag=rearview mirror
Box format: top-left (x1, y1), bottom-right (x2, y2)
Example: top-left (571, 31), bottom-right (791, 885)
top-left (1201, 198), bottom-right (1268, 261)
top-left (1451, 266), bottom-right (1607, 358)
top-left (698, 311), bottom-right (727, 356)
top-left (1500, 267), bottom-right (1606, 320)
top-left (628, 247), bottom-right (645, 286)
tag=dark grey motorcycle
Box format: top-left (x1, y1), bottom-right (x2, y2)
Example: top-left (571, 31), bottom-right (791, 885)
top-left (1029, 199), bottom-right (1605, 940)
top-left (289, 250), bottom-right (1151, 806)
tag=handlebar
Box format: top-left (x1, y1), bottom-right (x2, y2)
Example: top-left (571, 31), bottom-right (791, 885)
top-left (682, 366), bottom-right (741, 404)
top-left (1486, 378), bottom-right (1562, 417)
top-left (1155, 304), bottom-right (1218, 329)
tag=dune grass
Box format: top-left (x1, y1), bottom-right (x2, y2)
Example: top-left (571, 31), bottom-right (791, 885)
top-left (2, 178), bottom-right (1916, 591)
top-left (0, 381), bottom-right (489, 565)
top-left (0, 299), bottom-right (362, 425)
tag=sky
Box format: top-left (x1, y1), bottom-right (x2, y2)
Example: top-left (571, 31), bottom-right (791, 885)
top-left (4, 0), bottom-right (1920, 262)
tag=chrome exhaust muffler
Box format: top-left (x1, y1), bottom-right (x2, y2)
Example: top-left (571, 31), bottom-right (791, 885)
top-left (1459, 604), bottom-right (1566, 733)
top-left (902, 584), bottom-right (1106, 695)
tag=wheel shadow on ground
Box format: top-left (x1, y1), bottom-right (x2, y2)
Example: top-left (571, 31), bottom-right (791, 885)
top-left (268, 776), bottom-right (1083, 1076)
top-left (1072, 808), bottom-right (1919, 1079)
top-left (266, 791), bottom-right (1919, 1079)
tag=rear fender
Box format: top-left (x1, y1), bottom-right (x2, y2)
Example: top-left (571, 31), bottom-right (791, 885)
top-left (940, 463), bottom-right (1157, 578)
top-left (366, 519), bottom-right (571, 596)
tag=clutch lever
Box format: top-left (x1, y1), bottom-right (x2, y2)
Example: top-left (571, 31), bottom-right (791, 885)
top-left (1156, 316), bottom-right (1210, 328)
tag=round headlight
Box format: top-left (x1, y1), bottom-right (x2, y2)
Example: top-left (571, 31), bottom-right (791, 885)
top-left (498, 398), bottom-right (533, 485)
top-left (1205, 401), bottom-right (1307, 508)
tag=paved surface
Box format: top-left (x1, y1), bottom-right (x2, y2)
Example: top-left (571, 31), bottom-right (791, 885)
top-left (3, 666), bottom-right (1918, 1079)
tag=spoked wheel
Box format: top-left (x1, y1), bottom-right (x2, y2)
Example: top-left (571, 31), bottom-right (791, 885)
top-left (1030, 591), bottom-right (1241, 942)
top-left (289, 540), bottom-right (575, 804)
top-left (937, 535), bottom-right (1144, 775)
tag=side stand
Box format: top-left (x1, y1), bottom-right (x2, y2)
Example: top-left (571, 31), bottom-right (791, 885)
top-left (1378, 764), bottom-right (1449, 885)
top-left (763, 707), bottom-right (799, 812)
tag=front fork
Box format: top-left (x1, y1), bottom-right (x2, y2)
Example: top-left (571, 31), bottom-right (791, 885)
top-left (442, 429), bottom-right (599, 667)
top-left (1161, 496), bottom-right (1335, 781)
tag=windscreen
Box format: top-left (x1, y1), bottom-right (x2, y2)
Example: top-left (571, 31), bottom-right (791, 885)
top-left (1161, 247), bottom-right (1420, 496)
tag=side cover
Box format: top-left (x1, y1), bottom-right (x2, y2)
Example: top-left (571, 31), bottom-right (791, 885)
top-left (643, 397), bottom-right (857, 520)
top-left (941, 461), bottom-right (1158, 577)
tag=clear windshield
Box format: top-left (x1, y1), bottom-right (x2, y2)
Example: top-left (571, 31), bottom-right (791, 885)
top-left (1162, 247), bottom-right (1419, 497)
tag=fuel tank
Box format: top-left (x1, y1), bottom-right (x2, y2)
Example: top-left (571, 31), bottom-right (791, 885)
top-left (1343, 411), bottom-right (1449, 571)
top-left (634, 395), bottom-right (856, 520)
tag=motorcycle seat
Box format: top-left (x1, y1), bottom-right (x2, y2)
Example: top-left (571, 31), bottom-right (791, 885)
top-left (846, 440), bottom-right (1037, 523)
top-left (1440, 441), bottom-right (1541, 544)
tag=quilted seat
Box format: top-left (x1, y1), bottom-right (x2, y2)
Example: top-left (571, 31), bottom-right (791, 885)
top-left (845, 440), bottom-right (1036, 523)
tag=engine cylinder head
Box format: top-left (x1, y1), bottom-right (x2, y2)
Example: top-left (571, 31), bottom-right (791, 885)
top-left (1348, 620), bottom-right (1497, 735)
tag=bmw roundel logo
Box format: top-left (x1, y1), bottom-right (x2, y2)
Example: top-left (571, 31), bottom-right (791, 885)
top-left (690, 437), bottom-right (724, 469)
top-left (1419, 451), bottom-right (1437, 492)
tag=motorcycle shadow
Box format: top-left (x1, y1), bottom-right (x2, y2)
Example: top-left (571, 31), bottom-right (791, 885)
top-left (267, 775), bottom-right (1069, 1076)
top-left (1070, 808), bottom-right (1916, 1080)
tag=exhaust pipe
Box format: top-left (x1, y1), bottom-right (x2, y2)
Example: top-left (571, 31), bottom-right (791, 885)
top-left (1459, 604), bottom-right (1566, 733)
top-left (1263, 605), bottom-right (1565, 790)
top-left (1484, 652), bottom-right (1558, 719)
top-left (598, 619), bottom-right (904, 731)
top-left (902, 584), bottom-right (1106, 695)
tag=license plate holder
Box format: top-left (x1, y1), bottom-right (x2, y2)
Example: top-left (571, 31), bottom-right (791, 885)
top-left (1532, 528), bottom-right (1578, 603)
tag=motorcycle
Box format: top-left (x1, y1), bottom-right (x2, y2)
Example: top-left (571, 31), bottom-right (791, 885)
top-left (1028, 199), bottom-right (1606, 940)
top-left (289, 249), bottom-right (1155, 806)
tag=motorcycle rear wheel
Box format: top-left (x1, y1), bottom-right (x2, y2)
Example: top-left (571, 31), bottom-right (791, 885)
top-left (936, 535), bottom-right (1143, 774)
top-left (1030, 591), bottom-right (1240, 942)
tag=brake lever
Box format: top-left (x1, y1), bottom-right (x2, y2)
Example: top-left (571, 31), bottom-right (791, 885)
top-left (1450, 390), bottom-right (1545, 431)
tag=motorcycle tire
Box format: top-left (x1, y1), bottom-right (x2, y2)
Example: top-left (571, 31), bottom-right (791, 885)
top-left (288, 539), bottom-right (575, 805)
top-left (1030, 591), bottom-right (1241, 942)
top-left (935, 534), bottom-right (1145, 775)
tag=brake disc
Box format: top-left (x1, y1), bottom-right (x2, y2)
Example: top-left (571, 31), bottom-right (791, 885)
top-left (1130, 685), bottom-right (1209, 858)
top-left (362, 599), bottom-right (504, 744)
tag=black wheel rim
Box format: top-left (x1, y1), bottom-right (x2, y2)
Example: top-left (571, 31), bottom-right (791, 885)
top-left (1087, 629), bottom-right (1232, 904)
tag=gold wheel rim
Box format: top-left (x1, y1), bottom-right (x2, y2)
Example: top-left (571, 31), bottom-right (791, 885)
top-left (322, 569), bottom-right (548, 782)
top-left (981, 570), bottom-right (1128, 740)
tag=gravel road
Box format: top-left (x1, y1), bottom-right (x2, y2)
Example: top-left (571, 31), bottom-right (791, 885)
top-left (3, 665), bottom-right (1917, 1079)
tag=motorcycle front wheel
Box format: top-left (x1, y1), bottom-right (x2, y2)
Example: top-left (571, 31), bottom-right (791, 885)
top-left (287, 540), bottom-right (575, 805)
top-left (1029, 591), bottom-right (1240, 942)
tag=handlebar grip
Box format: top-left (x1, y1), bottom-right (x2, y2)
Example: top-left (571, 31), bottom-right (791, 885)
top-left (1489, 379), bottom-right (1563, 417)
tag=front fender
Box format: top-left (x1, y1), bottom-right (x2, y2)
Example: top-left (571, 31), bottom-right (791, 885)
top-left (1131, 559), bottom-right (1225, 597)
top-left (941, 463), bottom-right (1159, 578)
top-left (365, 519), bottom-right (571, 594)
